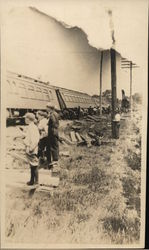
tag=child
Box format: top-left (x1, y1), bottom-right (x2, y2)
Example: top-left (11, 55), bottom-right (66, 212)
top-left (23, 113), bottom-right (40, 185)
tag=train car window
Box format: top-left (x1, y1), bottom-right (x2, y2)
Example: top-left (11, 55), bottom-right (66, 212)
top-left (18, 83), bottom-right (27, 97)
top-left (36, 87), bottom-right (43, 100)
top-left (12, 81), bottom-right (18, 94)
top-left (65, 96), bottom-right (69, 101)
top-left (63, 95), bottom-right (67, 101)
top-left (69, 96), bottom-right (73, 102)
top-left (43, 89), bottom-right (50, 101)
top-left (63, 95), bottom-right (66, 101)
top-left (75, 96), bottom-right (78, 102)
top-left (71, 96), bottom-right (75, 102)
top-left (61, 93), bottom-right (65, 101)
top-left (28, 85), bottom-right (35, 99)
top-left (74, 96), bottom-right (77, 102)
top-left (48, 90), bottom-right (53, 100)
top-left (7, 80), bottom-right (12, 93)
top-left (67, 96), bottom-right (71, 102)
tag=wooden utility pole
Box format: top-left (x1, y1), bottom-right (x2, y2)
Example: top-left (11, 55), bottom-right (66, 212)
top-left (121, 58), bottom-right (139, 117)
top-left (130, 61), bottom-right (132, 117)
top-left (99, 51), bottom-right (103, 116)
top-left (110, 48), bottom-right (117, 138)
top-left (110, 48), bottom-right (117, 121)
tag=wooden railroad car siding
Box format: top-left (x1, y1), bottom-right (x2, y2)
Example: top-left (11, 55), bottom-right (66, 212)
top-left (6, 71), bottom-right (99, 115)
top-left (57, 87), bottom-right (96, 109)
top-left (6, 72), bottom-right (60, 111)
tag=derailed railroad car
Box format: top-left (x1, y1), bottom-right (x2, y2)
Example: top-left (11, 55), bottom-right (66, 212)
top-left (6, 71), bottom-right (59, 125)
top-left (6, 71), bottom-right (98, 125)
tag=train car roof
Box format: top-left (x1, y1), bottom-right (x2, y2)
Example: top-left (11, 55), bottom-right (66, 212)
top-left (7, 71), bottom-right (92, 97)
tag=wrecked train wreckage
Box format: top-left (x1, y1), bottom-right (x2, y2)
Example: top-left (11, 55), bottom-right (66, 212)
top-left (6, 71), bottom-right (112, 125)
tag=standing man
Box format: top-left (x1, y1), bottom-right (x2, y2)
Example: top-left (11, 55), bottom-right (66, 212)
top-left (77, 106), bottom-right (81, 120)
top-left (46, 103), bottom-right (59, 169)
top-left (36, 111), bottom-right (48, 163)
top-left (14, 113), bottom-right (40, 185)
top-left (24, 113), bottom-right (40, 185)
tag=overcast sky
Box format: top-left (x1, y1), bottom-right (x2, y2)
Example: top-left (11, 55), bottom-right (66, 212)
top-left (1, 0), bottom-right (148, 98)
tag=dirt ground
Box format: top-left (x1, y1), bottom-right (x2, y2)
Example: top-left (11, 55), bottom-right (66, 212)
top-left (4, 105), bottom-right (142, 245)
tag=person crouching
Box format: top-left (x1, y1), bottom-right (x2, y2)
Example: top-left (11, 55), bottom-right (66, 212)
top-left (24, 113), bottom-right (40, 185)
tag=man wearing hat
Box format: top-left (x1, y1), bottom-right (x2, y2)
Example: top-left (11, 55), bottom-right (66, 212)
top-left (36, 111), bottom-right (48, 163)
top-left (23, 112), bottom-right (40, 185)
top-left (46, 102), bottom-right (59, 168)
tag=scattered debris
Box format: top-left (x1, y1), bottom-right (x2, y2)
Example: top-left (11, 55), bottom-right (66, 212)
top-left (70, 131), bottom-right (77, 143)
top-left (59, 133), bottom-right (74, 145)
top-left (87, 115), bottom-right (101, 122)
top-left (71, 125), bottom-right (81, 131)
top-left (88, 132), bottom-right (96, 138)
top-left (75, 132), bottom-right (83, 142)
top-left (59, 151), bottom-right (70, 157)
top-left (81, 134), bottom-right (92, 147)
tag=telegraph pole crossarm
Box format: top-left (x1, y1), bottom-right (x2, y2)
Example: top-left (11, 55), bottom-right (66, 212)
top-left (120, 58), bottom-right (139, 117)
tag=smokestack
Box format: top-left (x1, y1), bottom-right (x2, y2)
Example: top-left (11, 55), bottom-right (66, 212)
top-left (107, 9), bottom-right (116, 48)
top-left (107, 9), bottom-right (118, 137)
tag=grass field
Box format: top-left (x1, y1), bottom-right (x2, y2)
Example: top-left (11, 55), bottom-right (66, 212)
top-left (5, 106), bottom-right (142, 245)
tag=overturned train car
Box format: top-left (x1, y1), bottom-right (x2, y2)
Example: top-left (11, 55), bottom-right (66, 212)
top-left (6, 71), bottom-right (98, 125)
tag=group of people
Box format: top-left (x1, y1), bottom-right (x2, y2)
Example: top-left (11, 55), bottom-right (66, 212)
top-left (62, 105), bottom-right (112, 120)
top-left (18, 102), bottom-right (59, 186)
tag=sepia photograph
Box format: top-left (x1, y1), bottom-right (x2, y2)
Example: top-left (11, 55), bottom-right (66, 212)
top-left (0, 0), bottom-right (148, 248)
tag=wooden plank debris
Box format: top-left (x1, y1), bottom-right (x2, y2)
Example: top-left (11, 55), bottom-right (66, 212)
top-left (75, 132), bottom-right (83, 142)
top-left (86, 119), bottom-right (94, 122)
top-left (87, 115), bottom-right (101, 122)
top-left (101, 140), bottom-right (115, 145)
top-left (70, 131), bottom-right (77, 143)
top-left (59, 133), bottom-right (74, 145)
top-left (80, 134), bottom-right (92, 147)
top-left (88, 132), bottom-right (96, 138)
top-left (59, 151), bottom-right (70, 157)
top-left (71, 125), bottom-right (81, 131)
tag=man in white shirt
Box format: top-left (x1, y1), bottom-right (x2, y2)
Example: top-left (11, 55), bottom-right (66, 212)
top-left (24, 113), bottom-right (40, 185)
